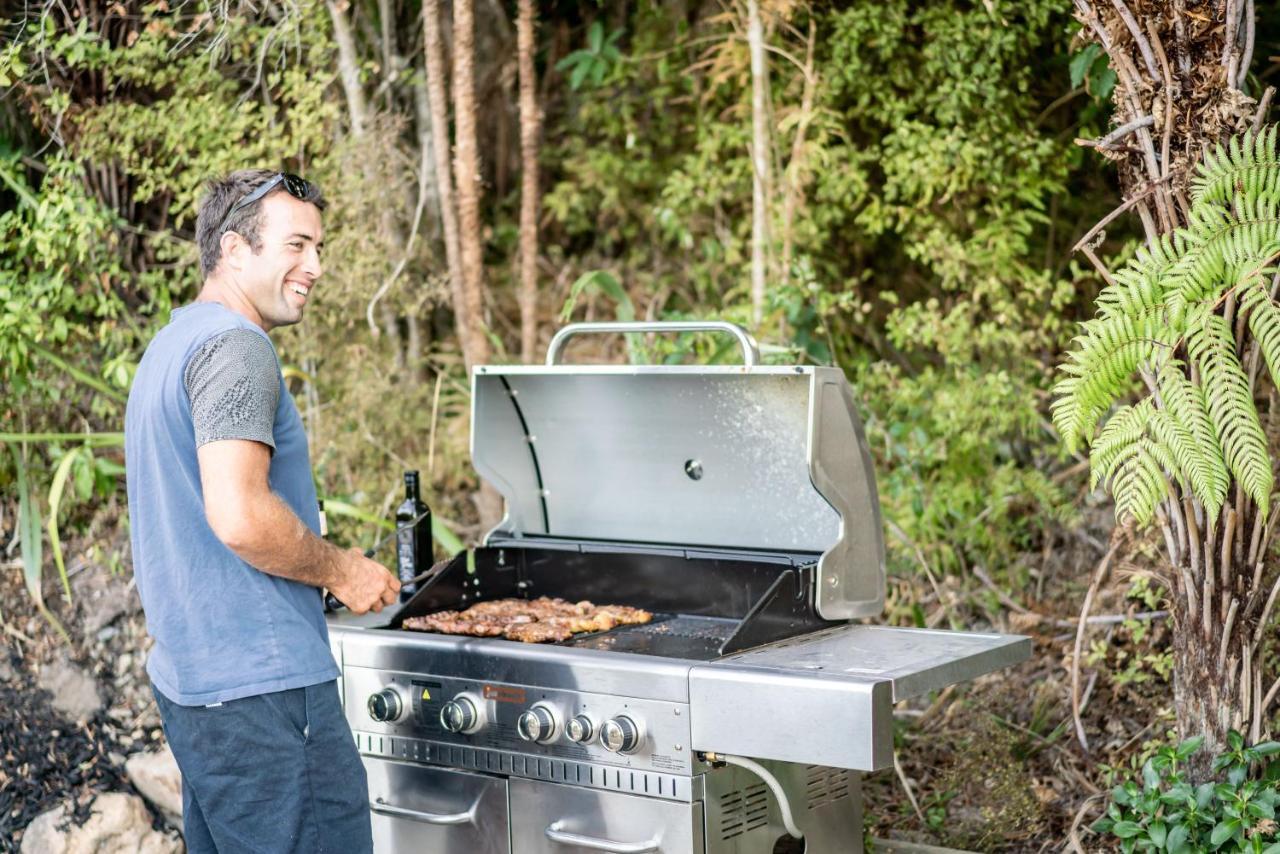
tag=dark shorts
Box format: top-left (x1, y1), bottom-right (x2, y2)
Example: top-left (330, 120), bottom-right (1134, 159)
top-left (152, 681), bottom-right (373, 854)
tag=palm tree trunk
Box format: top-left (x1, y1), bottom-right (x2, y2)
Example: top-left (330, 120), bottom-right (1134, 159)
top-left (747, 0), bottom-right (772, 328)
top-left (516, 0), bottom-right (541, 365)
top-left (423, 0), bottom-right (476, 372)
top-left (451, 0), bottom-right (491, 368)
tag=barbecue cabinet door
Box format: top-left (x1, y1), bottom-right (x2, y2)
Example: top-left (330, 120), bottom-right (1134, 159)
top-left (364, 758), bottom-right (510, 854)
top-left (510, 778), bottom-right (704, 854)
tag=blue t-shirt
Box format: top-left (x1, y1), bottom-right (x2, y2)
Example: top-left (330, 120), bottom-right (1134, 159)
top-left (125, 302), bottom-right (338, 706)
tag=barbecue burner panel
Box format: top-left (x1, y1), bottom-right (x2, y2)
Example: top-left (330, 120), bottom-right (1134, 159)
top-left (343, 665), bottom-right (694, 777)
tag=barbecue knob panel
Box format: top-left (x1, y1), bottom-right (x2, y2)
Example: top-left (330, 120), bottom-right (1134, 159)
top-left (517, 705), bottom-right (559, 744)
top-left (565, 715), bottom-right (595, 744)
top-left (440, 694), bottom-right (484, 734)
top-left (601, 716), bottom-right (642, 754)
top-left (367, 688), bottom-right (403, 723)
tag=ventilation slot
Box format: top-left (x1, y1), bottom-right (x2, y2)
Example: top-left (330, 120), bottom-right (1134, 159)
top-left (805, 765), bottom-right (851, 810)
top-left (720, 783), bottom-right (771, 840)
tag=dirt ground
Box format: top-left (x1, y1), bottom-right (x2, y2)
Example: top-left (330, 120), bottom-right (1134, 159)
top-left (1, 506), bottom-right (1178, 852)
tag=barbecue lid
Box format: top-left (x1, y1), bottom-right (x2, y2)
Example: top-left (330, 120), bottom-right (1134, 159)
top-left (471, 322), bottom-right (886, 620)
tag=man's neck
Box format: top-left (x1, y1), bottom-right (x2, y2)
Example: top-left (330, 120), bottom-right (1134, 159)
top-left (196, 278), bottom-right (268, 332)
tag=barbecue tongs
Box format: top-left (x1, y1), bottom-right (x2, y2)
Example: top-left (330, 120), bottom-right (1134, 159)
top-left (322, 509), bottom-right (446, 612)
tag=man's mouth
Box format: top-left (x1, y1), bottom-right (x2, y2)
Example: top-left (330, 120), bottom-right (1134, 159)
top-left (288, 282), bottom-right (310, 298)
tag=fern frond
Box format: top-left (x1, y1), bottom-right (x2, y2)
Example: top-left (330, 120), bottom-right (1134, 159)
top-left (1052, 311), bottom-right (1166, 450)
top-left (1155, 364), bottom-right (1229, 520)
top-left (1111, 440), bottom-right (1173, 528)
top-left (1090, 400), bottom-right (1154, 490)
top-left (1186, 309), bottom-right (1273, 515)
top-left (1193, 126), bottom-right (1280, 205)
top-left (1240, 275), bottom-right (1280, 387)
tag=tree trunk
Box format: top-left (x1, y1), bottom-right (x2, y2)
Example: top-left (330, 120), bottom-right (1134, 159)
top-left (516, 0), bottom-right (541, 365)
top-left (1073, 0), bottom-right (1269, 780)
top-left (747, 0), bottom-right (772, 329)
top-left (326, 0), bottom-right (367, 138)
top-left (423, 0), bottom-right (477, 372)
top-left (451, 0), bottom-right (492, 368)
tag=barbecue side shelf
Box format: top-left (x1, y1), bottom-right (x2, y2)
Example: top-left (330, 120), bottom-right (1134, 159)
top-left (687, 625), bottom-right (1031, 772)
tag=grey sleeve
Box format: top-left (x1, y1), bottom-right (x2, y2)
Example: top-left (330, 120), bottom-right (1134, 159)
top-left (184, 329), bottom-right (281, 451)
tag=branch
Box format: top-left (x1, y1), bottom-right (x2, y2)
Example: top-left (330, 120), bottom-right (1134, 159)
top-left (1073, 540), bottom-right (1122, 754)
top-left (1109, 0), bottom-right (1159, 79)
top-left (1076, 115), bottom-right (1155, 150)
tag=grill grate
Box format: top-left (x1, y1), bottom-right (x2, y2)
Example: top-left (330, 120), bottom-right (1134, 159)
top-left (719, 782), bottom-right (770, 840)
top-left (564, 614), bottom-right (739, 660)
top-left (805, 765), bottom-right (852, 809)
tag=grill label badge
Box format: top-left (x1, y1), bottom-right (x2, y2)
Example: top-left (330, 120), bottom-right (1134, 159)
top-left (483, 684), bottom-right (527, 704)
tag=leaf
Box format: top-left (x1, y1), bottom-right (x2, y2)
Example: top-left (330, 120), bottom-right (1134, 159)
top-left (12, 444), bottom-right (43, 605)
top-left (1177, 736), bottom-right (1206, 760)
top-left (1112, 820), bottom-right (1145, 839)
top-left (588, 20), bottom-right (603, 53)
top-left (1166, 824), bottom-right (1191, 854)
top-left (1148, 820), bottom-right (1167, 847)
top-left (1070, 44), bottom-right (1101, 88)
top-left (1143, 759), bottom-right (1161, 791)
top-left (1210, 820), bottom-right (1239, 847)
top-left (47, 446), bottom-right (83, 604)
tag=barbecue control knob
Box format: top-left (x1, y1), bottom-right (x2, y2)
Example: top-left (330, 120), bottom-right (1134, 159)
top-left (565, 715), bottom-right (595, 744)
top-left (440, 694), bottom-right (484, 734)
top-left (517, 705), bottom-right (559, 744)
top-left (367, 688), bottom-right (403, 723)
top-left (601, 716), bottom-right (642, 754)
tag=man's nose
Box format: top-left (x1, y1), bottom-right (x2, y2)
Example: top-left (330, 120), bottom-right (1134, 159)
top-left (303, 245), bottom-right (323, 280)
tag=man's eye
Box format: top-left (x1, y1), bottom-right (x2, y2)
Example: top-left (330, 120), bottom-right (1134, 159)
top-left (288, 242), bottom-right (303, 250)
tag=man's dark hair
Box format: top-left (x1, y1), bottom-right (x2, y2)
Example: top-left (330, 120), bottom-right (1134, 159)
top-left (195, 169), bottom-right (327, 279)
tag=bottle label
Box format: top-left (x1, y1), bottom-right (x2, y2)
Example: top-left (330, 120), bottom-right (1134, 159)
top-left (397, 527), bottom-right (416, 581)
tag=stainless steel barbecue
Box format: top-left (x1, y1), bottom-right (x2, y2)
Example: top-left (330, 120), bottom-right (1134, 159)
top-left (328, 321), bottom-right (1030, 854)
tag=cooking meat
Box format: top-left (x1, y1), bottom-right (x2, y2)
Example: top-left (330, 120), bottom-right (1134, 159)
top-left (402, 597), bottom-right (651, 643)
top-left (594, 605), bottom-right (653, 625)
top-left (544, 613), bottom-right (617, 634)
top-left (504, 621), bottom-right (574, 643)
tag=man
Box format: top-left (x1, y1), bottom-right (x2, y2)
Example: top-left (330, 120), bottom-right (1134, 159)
top-left (125, 169), bottom-right (400, 853)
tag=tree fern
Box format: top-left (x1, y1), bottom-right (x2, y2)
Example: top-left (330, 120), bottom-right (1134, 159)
top-left (1054, 127), bottom-right (1280, 527)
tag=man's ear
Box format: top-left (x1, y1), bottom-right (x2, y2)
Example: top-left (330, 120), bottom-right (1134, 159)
top-left (219, 230), bottom-right (245, 272)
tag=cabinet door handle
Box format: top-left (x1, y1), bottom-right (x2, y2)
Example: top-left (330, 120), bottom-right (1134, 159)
top-left (371, 796), bottom-right (477, 825)
top-left (544, 820), bottom-right (661, 852)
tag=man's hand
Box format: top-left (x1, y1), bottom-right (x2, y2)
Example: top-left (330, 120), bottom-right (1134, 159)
top-left (327, 549), bottom-right (401, 614)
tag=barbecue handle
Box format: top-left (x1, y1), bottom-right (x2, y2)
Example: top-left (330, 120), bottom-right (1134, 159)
top-left (546, 321), bottom-right (760, 368)
top-left (370, 797), bottom-right (476, 826)
top-left (544, 821), bottom-right (661, 853)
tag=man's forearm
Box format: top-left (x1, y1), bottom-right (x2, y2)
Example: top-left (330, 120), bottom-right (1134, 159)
top-left (215, 488), bottom-right (348, 588)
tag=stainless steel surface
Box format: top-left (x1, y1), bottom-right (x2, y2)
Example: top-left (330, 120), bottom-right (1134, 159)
top-left (519, 705), bottom-right (560, 743)
top-left (703, 761), bottom-right (862, 854)
top-left (364, 757), bottom-right (510, 853)
top-left (720, 624), bottom-right (1032, 702)
top-left (368, 687), bottom-right (404, 722)
top-left (566, 715), bottom-right (595, 744)
top-left (688, 665), bottom-right (894, 772)
top-left (341, 661), bottom-right (695, 778)
top-left (543, 821), bottom-right (660, 853)
top-left (601, 717), bottom-right (641, 755)
top-left (510, 777), bottom-right (705, 854)
top-left (471, 365), bottom-right (885, 617)
top-left (545, 321), bottom-right (761, 369)
top-left (336, 626), bottom-right (695, 703)
top-left (441, 693), bottom-right (484, 734)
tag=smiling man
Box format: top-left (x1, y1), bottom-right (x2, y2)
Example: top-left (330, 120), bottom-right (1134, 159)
top-left (124, 170), bottom-right (398, 853)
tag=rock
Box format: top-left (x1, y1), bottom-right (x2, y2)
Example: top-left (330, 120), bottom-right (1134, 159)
top-left (126, 744), bottom-right (184, 830)
top-left (74, 561), bottom-right (142, 636)
top-left (0, 656), bottom-right (13, 682)
top-left (37, 659), bottom-right (104, 722)
top-left (20, 793), bottom-right (183, 854)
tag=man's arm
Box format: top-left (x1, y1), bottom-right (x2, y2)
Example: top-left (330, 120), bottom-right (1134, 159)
top-left (197, 439), bottom-right (399, 613)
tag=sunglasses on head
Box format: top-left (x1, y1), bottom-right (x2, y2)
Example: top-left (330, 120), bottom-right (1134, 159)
top-left (218, 172), bottom-right (311, 234)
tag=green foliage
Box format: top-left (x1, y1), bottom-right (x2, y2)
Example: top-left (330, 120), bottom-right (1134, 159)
top-left (1094, 733), bottom-right (1280, 853)
top-left (1053, 127), bottom-right (1280, 527)
top-left (555, 21), bottom-right (624, 91)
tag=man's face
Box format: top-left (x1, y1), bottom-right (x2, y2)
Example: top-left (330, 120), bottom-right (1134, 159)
top-left (224, 192), bottom-right (324, 332)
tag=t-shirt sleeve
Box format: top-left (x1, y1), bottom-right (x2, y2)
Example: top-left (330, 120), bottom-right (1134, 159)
top-left (184, 328), bottom-right (280, 451)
